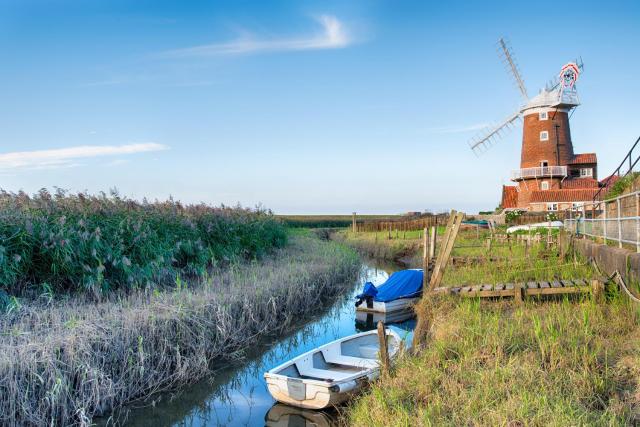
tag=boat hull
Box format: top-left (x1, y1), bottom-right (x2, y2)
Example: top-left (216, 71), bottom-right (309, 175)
top-left (355, 296), bottom-right (420, 313)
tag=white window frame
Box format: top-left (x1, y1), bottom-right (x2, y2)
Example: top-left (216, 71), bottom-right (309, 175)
top-left (540, 131), bottom-right (549, 141)
top-left (541, 181), bottom-right (549, 190)
top-left (546, 203), bottom-right (558, 211)
top-left (539, 111), bottom-right (548, 121)
top-left (572, 202), bottom-right (584, 212)
top-left (580, 168), bottom-right (593, 177)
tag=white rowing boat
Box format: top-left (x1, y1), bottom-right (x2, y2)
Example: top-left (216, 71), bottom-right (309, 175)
top-left (264, 329), bottom-right (402, 409)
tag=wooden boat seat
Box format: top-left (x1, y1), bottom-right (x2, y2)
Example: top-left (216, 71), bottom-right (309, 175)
top-left (295, 366), bottom-right (355, 382)
top-left (323, 354), bottom-right (378, 369)
top-left (359, 345), bottom-right (380, 359)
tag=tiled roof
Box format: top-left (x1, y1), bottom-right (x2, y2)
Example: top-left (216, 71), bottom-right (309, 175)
top-left (600, 174), bottom-right (620, 187)
top-left (501, 185), bottom-right (518, 208)
top-left (562, 178), bottom-right (599, 189)
top-left (568, 153), bottom-right (597, 164)
top-left (529, 188), bottom-right (600, 203)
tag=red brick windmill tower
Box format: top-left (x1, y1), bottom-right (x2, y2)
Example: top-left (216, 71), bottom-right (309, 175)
top-left (469, 38), bottom-right (600, 212)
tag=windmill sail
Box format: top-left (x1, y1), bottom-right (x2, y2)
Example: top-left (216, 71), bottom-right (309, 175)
top-left (468, 111), bottom-right (521, 155)
top-left (498, 38), bottom-right (528, 100)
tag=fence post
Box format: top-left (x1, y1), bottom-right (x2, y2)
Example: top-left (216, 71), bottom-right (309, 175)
top-left (636, 193), bottom-right (640, 253)
top-left (603, 202), bottom-right (608, 245)
top-left (617, 198), bottom-right (623, 248)
top-left (423, 227), bottom-right (429, 286)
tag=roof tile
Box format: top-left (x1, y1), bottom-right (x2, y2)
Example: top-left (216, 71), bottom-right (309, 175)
top-left (569, 153), bottom-right (597, 164)
top-left (530, 188), bottom-right (600, 203)
top-left (501, 185), bottom-right (518, 208)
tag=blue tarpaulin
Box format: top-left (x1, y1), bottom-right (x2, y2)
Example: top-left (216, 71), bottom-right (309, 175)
top-left (357, 269), bottom-right (423, 303)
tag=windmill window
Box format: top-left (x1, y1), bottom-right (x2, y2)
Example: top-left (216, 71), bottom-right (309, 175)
top-left (541, 181), bottom-right (549, 190)
top-left (539, 111), bottom-right (548, 121)
top-left (540, 131), bottom-right (549, 141)
top-left (547, 203), bottom-right (558, 211)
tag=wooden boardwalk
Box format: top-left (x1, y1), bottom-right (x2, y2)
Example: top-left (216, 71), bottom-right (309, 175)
top-left (433, 278), bottom-right (596, 299)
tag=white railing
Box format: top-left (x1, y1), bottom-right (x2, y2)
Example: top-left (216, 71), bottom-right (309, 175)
top-left (564, 189), bottom-right (640, 252)
top-left (511, 166), bottom-right (568, 180)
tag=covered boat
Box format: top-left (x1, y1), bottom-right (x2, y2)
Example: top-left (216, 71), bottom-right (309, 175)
top-left (264, 329), bottom-right (402, 409)
top-left (355, 269), bottom-right (423, 313)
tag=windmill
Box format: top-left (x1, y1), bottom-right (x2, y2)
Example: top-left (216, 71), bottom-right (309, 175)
top-left (468, 37), bottom-right (584, 156)
top-left (467, 38), bottom-right (599, 212)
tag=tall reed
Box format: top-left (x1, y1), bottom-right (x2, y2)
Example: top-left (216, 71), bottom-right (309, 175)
top-left (0, 234), bottom-right (360, 426)
top-left (0, 189), bottom-right (286, 297)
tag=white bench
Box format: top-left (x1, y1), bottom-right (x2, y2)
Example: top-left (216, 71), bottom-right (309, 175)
top-left (295, 365), bottom-right (355, 382)
top-left (323, 353), bottom-right (378, 369)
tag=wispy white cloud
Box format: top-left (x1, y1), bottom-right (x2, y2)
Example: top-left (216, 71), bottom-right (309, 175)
top-left (159, 15), bottom-right (351, 58)
top-left (427, 123), bottom-right (490, 134)
top-left (0, 143), bottom-right (168, 170)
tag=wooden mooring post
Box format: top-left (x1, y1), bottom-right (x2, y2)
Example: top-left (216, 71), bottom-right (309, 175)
top-left (422, 227), bottom-right (429, 289)
top-left (352, 212), bottom-right (357, 233)
top-left (377, 321), bottom-right (390, 375)
top-left (429, 211), bottom-right (464, 291)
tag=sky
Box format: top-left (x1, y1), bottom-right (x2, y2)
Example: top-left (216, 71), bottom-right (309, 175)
top-left (1, 0), bottom-right (639, 214)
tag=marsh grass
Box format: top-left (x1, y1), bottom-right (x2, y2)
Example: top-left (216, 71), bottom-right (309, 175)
top-left (347, 229), bottom-right (640, 426)
top-left (0, 234), bottom-right (360, 427)
top-left (349, 296), bottom-right (640, 426)
top-left (0, 189), bottom-right (287, 297)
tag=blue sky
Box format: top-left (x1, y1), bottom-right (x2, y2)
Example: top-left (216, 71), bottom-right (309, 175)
top-left (1, 0), bottom-right (639, 214)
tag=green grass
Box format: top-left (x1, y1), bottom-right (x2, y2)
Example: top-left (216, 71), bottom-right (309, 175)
top-left (278, 214), bottom-right (402, 228)
top-left (0, 190), bottom-right (287, 297)
top-left (349, 296), bottom-right (640, 426)
top-left (347, 230), bottom-right (640, 426)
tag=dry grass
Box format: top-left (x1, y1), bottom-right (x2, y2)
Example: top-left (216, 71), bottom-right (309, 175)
top-left (349, 296), bottom-right (640, 426)
top-left (0, 233), bottom-right (359, 426)
top-left (347, 231), bottom-right (640, 426)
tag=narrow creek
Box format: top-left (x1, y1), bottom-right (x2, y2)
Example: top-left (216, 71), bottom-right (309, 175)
top-left (111, 260), bottom-right (415, 426)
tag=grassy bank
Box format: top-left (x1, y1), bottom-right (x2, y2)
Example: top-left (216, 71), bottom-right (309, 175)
top-left (349, 296), bottom-right (640, 426)
top-left (0, 232), bottom-right (360, 426)
top-left (333, 230), bottom-right (429, 263)
top-left (348, 231), bottom-right (640, 426)
top-left (279, 215), bottom-right (401, 228)
top-left (0, 190), bottom-right (286, 297)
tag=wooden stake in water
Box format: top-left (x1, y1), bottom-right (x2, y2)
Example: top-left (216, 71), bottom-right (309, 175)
top-left (377, 321), bottom-right (390, 375)
top-left (422, 227), bottom-right (429, 289)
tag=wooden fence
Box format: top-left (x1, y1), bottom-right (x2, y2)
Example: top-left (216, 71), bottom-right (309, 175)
top-left (354, 214), bottom-right (448, 232)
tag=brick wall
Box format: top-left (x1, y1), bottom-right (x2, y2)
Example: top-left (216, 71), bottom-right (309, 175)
top-left (520, 110), bottom-right (574, 168)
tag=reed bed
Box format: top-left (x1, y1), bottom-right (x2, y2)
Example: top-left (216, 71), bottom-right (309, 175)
top-left (0, 234), bottom-right (360, 426)
top-left (0, 189), bottom-right (287, 297)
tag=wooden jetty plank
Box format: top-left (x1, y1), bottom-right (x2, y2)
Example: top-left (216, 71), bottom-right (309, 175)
top-left (551, 281), bottom-right (563, 288)
top-left (450, 287), bottom-right (461, 293)
top-left (471, 285), bottom-right (483, 292)
top-left (573, 278), bottom-right (587, 287)
top-left (481, 284), bottom-right (493, 291)
top-left (561, 280), bottom-right (574, 288)
top-left (535, 286), bottom-right (590, 296)
top-left (527, 281), bottom-right (538, 289)
top-left (494, 283), bottom-right (505, 291)
top-left (460, 286), bottom-right (472, 293)
top-left (539, 281), bottom-right (550, 288)
top-left (505, 283), bottom-right (514, 290)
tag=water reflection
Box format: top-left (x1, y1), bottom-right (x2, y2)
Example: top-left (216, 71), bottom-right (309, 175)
top-left (109, 260), bottom-right (412, 427)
